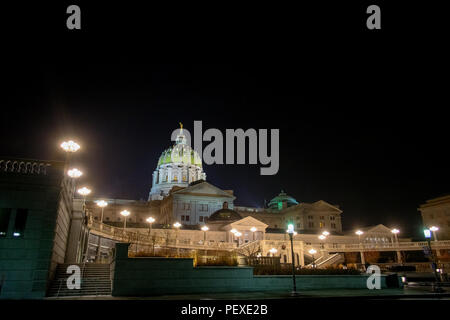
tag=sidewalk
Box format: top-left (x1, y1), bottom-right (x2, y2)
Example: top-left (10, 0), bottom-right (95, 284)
top-left (46, 286), bottom-right (450, 300)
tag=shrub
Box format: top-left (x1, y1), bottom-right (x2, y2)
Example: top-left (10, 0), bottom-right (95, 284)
top-left (253, 265), bottom-right (361, 275)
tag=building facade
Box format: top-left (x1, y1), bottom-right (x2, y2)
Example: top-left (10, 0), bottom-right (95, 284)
top-left (419, 195), bottom-right (450, 240)
top-left (0, 158), bottom-right (81, 299)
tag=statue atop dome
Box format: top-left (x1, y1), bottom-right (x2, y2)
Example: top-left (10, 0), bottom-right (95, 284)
top-left (149, 123), bottom-right (206, 201)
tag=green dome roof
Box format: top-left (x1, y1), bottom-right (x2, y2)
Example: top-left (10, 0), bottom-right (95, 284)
top-left (208, 208), bottom-right (242, 222)
top-left (157, 145), bottom-right (202, 167)
top-left (267, 190), bottom-right (298, 210)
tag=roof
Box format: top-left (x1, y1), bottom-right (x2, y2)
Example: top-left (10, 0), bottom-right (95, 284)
top-left (208, 208), bottom-right (242, 222)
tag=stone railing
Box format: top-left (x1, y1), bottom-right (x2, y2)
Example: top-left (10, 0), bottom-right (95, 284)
top-left (88, 220), bottom-right (237, 250)
top-left (0, 158), bottom-right (63, 175)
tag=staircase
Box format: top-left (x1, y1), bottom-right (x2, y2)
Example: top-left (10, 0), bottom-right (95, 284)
top-left (47, 263), bottom-right (112, 297)
top-left (306, 253), bottom-right (344, 269)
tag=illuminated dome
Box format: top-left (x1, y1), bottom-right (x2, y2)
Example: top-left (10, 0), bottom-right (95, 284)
top-left (149, 123), bottom-right (206, 200)
top-left (267, 190), bottom-right (299, 211)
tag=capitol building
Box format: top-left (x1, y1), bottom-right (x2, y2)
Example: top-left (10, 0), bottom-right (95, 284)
top-left (82, 125), bottom-right (404, 266)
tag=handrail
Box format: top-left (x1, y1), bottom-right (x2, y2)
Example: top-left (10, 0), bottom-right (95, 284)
top-left (89, 220), bottom-right (450, 253)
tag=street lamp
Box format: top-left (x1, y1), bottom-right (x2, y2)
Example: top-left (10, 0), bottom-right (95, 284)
top-left (120, 210), bottom-right (130, 230)
top-left (355, 230), bottom-right (364, 245)
top-left (391, 228), bottom-right (400, 246)
top-left (201, 225), bottom-right (209, 243)
top-left (322, 231), bottom-right (330, 236)
top-left (269, 248), bottom-right (278, 257)
top-left (308, 248), bottom-right (317, 268)
top-left (424, 228), bottom-right (442, 291)
top-left (77, 187), bottom-right (91, 207)
top-left (60, 140), bottom-right (80, 153)
top-left (250, 226), bottom-right (257, 241)
top-left (67, 168), bottom-right (83, 178)
top-left (287, 223), bottom-right (298, 295)
top-left (146, 217), bottom-right (156, 254)
top-left (430, 226), bottom-right (439, 241)
top-left (146, 217), bottom-right (155, 235)
top-left (235, 232), bottom-right (242, 246)
top-left (318, 234), bottom-right (326, 240)
top-left (173, 222), bottom-right (181, 254)
top-left (96, 200), bottom-right (108, 228)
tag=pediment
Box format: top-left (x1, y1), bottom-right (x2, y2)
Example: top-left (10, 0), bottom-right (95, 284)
top-left (365, 224), bottom-right (393, 234)
top-left (225, 216), bottom-right (268, 229)
top-left (311, 200), bottom-right (342, 213)
top-left (173, 181), bottom-right (235, 199)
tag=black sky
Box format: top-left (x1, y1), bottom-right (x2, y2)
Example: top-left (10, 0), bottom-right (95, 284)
top-left (1, 2), bottom-right (449, 239)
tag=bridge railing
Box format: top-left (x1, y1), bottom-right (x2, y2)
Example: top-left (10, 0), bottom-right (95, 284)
top-left (88, 220), bottom-right (238, 250)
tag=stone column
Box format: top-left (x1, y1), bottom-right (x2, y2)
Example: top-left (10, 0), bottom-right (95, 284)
top-left (168, 167), bottom-right (172, 182)
top-left (396, 250), bottom-right (403, 263)
top-left (299, 241), bottom-right (305, 266)
top-left (360, 251), bottom-right (366, 265)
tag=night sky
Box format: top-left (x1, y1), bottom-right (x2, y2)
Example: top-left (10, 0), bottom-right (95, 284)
top-left (2, 3), bottom-right (448, 239)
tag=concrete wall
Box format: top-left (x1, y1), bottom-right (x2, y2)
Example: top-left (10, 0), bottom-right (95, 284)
top-left (112, 243), bottom-right (400, 296)
top-left (0, 160), bottom-right (71, 299)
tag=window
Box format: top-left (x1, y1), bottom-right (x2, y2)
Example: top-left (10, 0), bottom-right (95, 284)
top-left (94, 216), bottom-right (98, 220)
top-left (308, 222), bottom-right (314, 228)
top-left (296, 216), bottom-right (300, 220)
top-left (185, 215), bottom-right (190, 221)
top-left (183, 203), bottom-right (190, 210)
top-left (181, 215), bottom-right (185, 221)
top-left (13, 208), bottom-right (28, 238)
top-left (330, 216), bottom-right (335, 221)
top-left (199, 216), bottom-right (204, 222)
top-left (319, 222), bottom-right (324, 228)
top-left (320, 216), bottom-right (325, 220)
top-left (0, 208), bottom-right (11, 237)
top-left (182, 175), bottom-right (187, 182)
top-left (106, 217), bottom-right (110, 221)
top-left (296, 223), bottom-right (301, 228)
top-left (308, 215), bottom-right (313, 220)
top-left (331, 223), bottom-right (336, 229)
top-left (199, 204), bottom-right (208, 212)
top-left (173, 175), bottom-right (178, 182)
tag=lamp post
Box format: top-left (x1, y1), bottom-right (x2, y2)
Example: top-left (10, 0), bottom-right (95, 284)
top-left (61, 140), bottom-right (80, 153)
top-left (308, 248), bottom-right (317, 268)
top-left (201, 225), bottom-right (209, 244)
top-left (77, 187), bottom-right (91, 207)
top-left (120, 210), bottom-right (130, 230)
top-left (269, 248), bottom-right (278, 257)
top-left (430, 226), bottom-right (439, 241)
top-left (391, 228), bottom-right (400, 246)
top-left (67, 168), bottom-right (83, 179)
top-left (322, 231), bottom-right (330, 237)
top-left (173, 222), bottom-right (181, 256)
top-left (60, 140), bottom-right (80, 170)
top-left (424, 228), bottom-right (443, 292)
top-left (250, 226), bottom-right (257, 241)
top-left (230, 228), bottom-right (237, 244)
top-left (146, 217), bottom-right (156, 255)
top-left (235, 232), bottom-right (242, 247)
top-left (355, 230), bottom-right (364, 245)
top-left (96, 200), bottom-right (108, 226)
top-left (287, 223), bottom-right (298, 295)
top-left (147, 217), bottom-right (155, 236)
